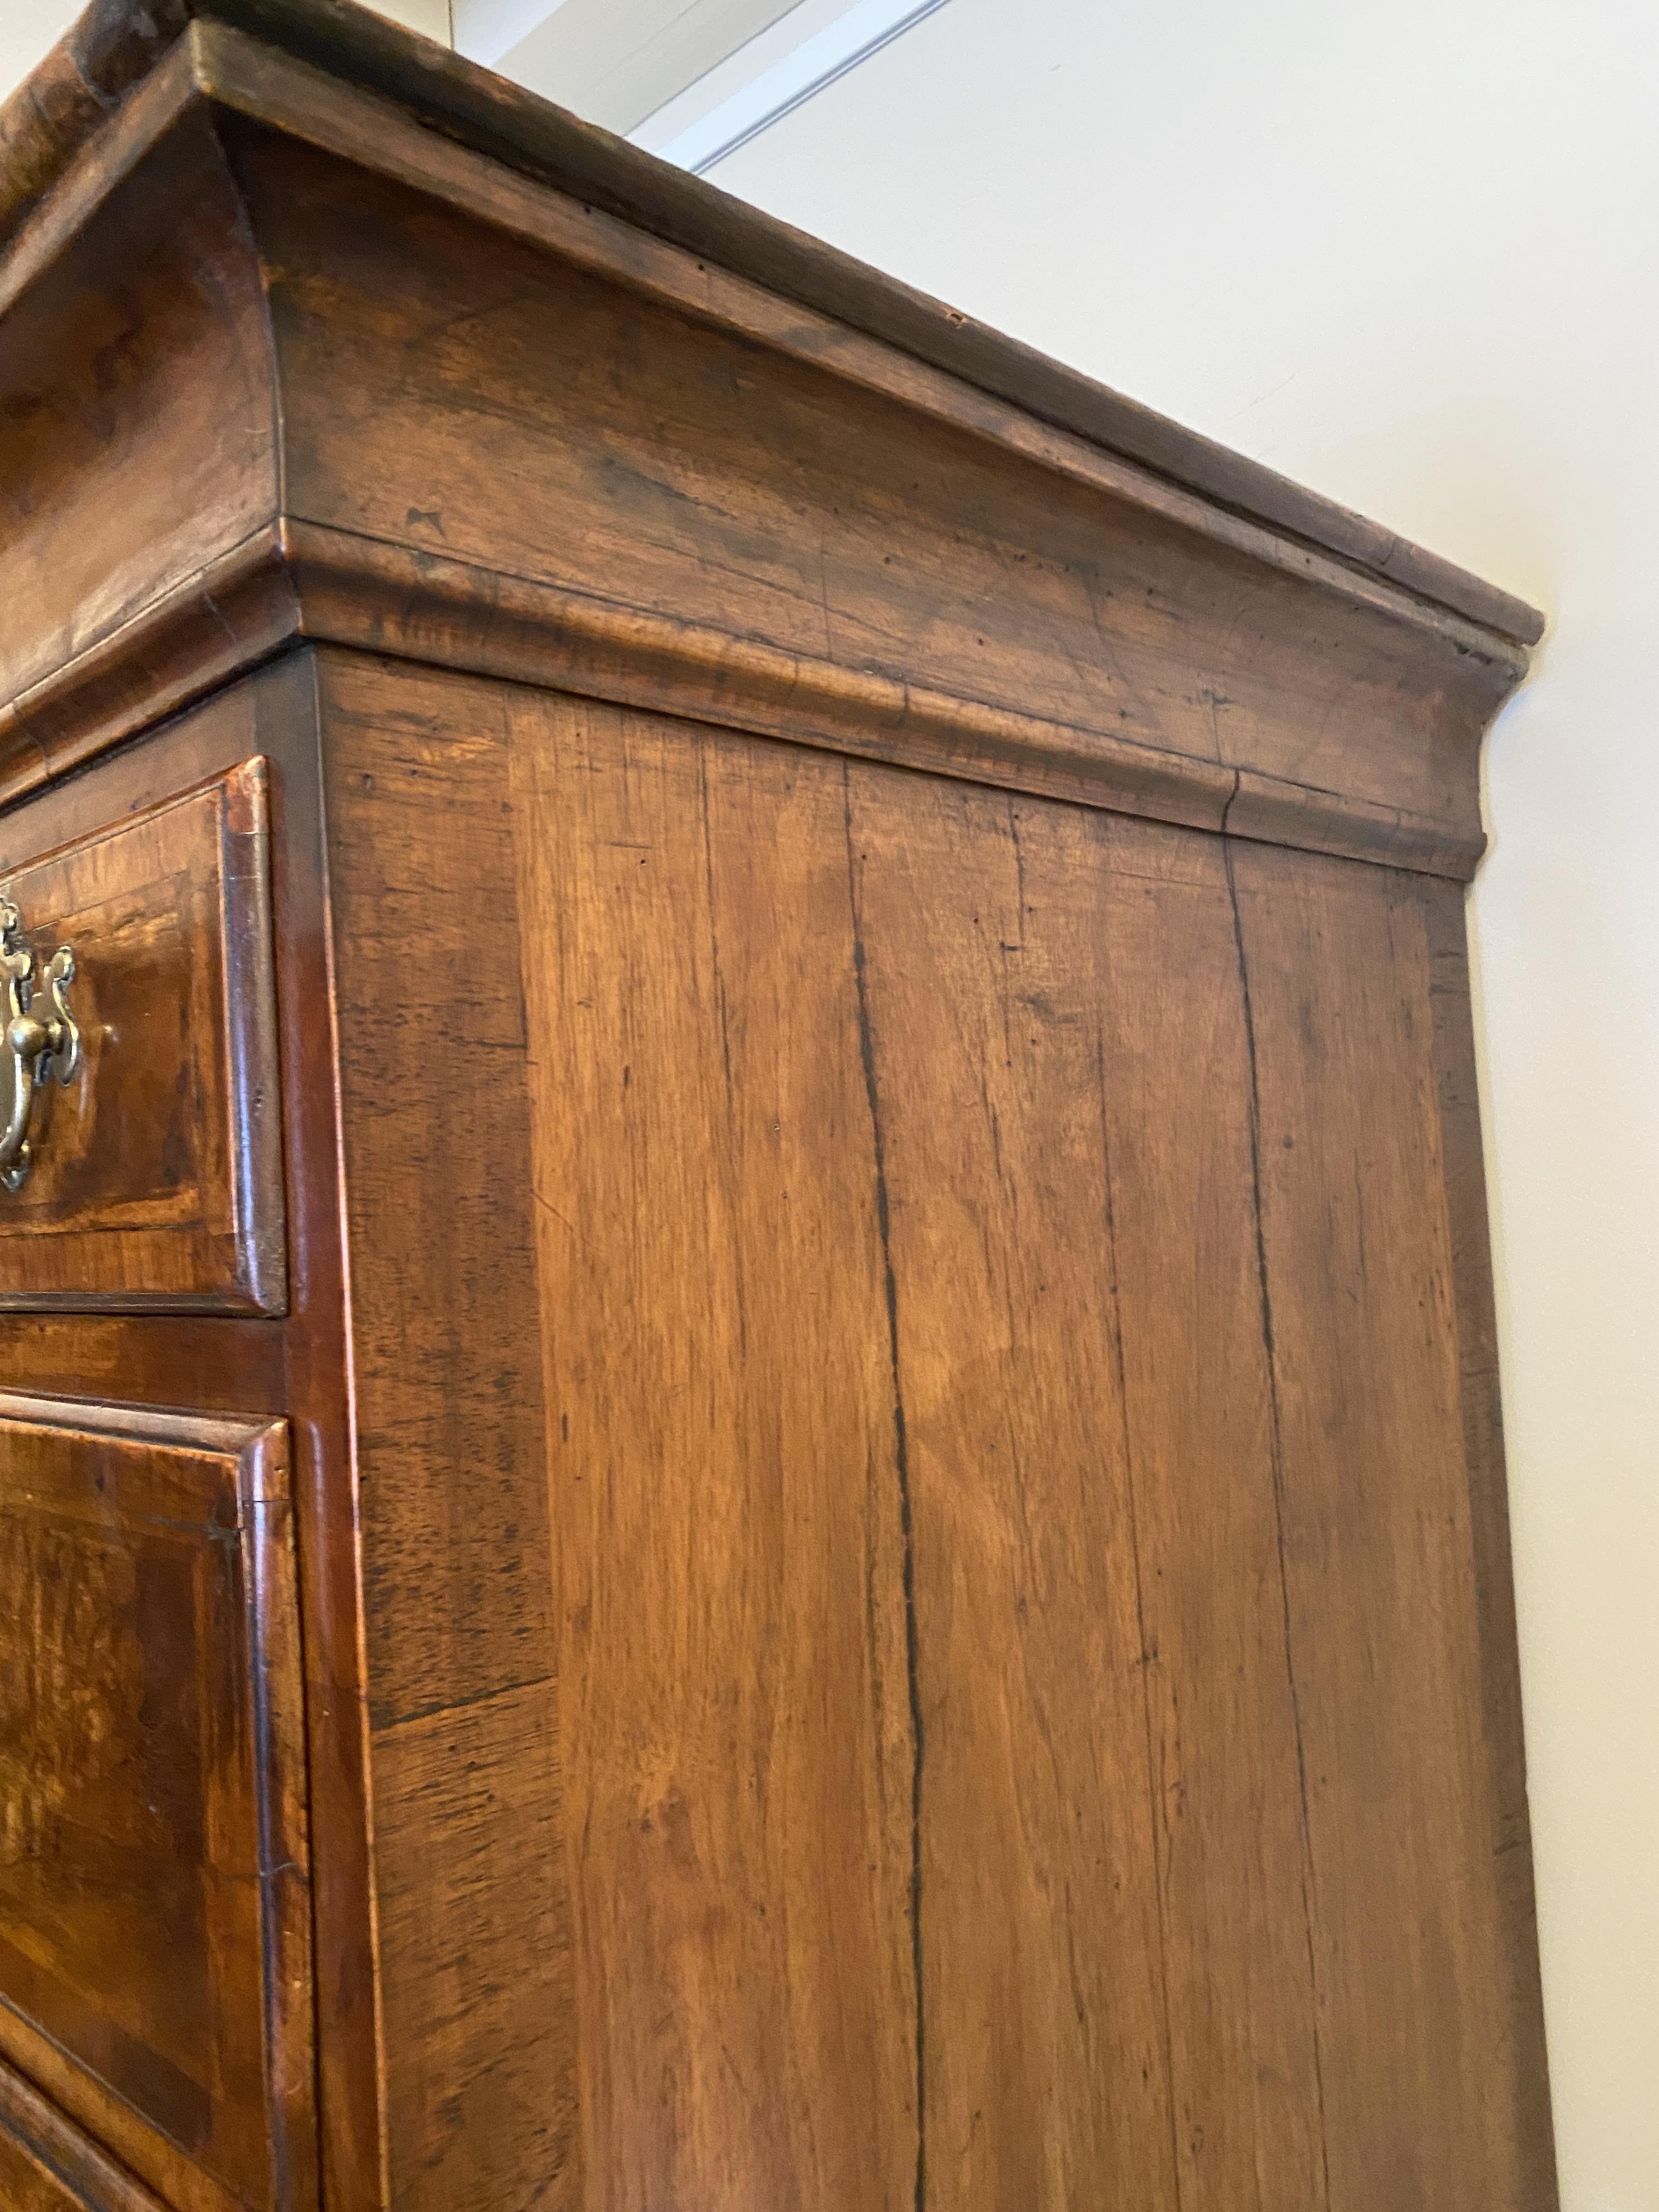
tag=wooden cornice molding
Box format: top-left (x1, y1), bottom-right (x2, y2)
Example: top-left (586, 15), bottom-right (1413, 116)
top-left (0, 517), bottom-right (1488, 879)
top-left (0, 0), bottom-right (1543, 650)
top-left (0, 1), bottom-right (1540, 879)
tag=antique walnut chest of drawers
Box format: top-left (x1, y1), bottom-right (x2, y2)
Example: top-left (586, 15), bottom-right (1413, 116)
top-left (0, 2), bottom-right (1558, 2207)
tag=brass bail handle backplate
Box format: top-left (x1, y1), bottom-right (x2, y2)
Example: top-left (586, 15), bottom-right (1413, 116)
top-left (0, 895), bottom-right (80, 1192)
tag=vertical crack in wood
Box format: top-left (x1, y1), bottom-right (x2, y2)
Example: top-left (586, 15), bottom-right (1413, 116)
top-left (1096, 1030), bottom-right (1187, 2210)
top-left (1222, 834), bottom-right (1334, 2211)
top-left (842, 764), bottom-right (927, 2212)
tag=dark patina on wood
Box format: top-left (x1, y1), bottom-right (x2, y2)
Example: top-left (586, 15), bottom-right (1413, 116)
top-left (0, 1396), bottom-right (312, 2211)
top-left (0, 2), bottom-right (1556, 2208)
top-left (0, 761), bottom-right (285, 1314)
top-left (0, 0), bottom-right (1536, 879)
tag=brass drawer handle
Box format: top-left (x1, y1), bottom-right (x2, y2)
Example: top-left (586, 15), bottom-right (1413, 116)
top-left (0, 897), bottom-right (81, 1192)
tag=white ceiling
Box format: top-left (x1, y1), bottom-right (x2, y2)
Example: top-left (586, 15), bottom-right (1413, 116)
top-left (0, 0), bottom-right (945, 184)
top-left (454, 0), bottom-right (951, 171)
top-left (636, 0), bottom-right (950, 173)
top-left (457, 0), bottom-right (804, 134)
top-left (1, 2), bottom-right (84, 99)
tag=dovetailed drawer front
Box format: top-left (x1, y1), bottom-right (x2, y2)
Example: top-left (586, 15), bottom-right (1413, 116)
top-left (0, 760), bottom-right (286, 1314)
top-left (0, 1396), bottom-right (315, 2212)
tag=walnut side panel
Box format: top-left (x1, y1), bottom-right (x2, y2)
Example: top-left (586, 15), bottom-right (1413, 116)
top-left (1423, 882), bottom-right (1558, 2196)
top-left (315, 651), bottom-right (579, 2211)
top-left (499, 684), bottom-right (1370, 2206)
top-left (508, 688), bottom-right (921, 2208)
top-left (1229, 843), bottom-right (1558, 2209)
top-left (846, 782), bottom-right (1330, 2207)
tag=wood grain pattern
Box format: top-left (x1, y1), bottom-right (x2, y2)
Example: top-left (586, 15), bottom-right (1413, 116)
top-left (1229, 842), bottom-right (1557, 2209)
top-left (228, 112), bottom-right (1516, 864)
top-left (0, 530), bottom-right (298, 818)
top-left (0, 12), bottom-right (1534, 881)
top-left (315, 651), bottom-right (578, 2211)
top-left (842, 777), bottom-right (1177, 2208)
top-left (849, 785), bottom-right (1329, 2207)
top-left (194, 5), bottom-right (1536, 704)
top-left (276, 517), bottom-right (1482, 882)
top-left (510, 686), bottom-right (919, 2210)
top-left (0, 5), bottom-right (1557, 2203)
top-left (0, 1396), bottom-right (313, 2212)
top-left (0, 95), bottom-right (275, 718)
top-left (0, 2055), bottom-right (170, 2212)
top-left (283, 649), bottom-right (1557, 2210)
top-left (246, 650), bottom-right (381, 2212)
top-left (372, 1686), bottom-right (577, 2209)
top-left (1423, 882), bottom-right (1558, 2193)
top-left (1087, 823), bottom-right (1331, 2208)
top-left (0, 1), bottom-right (1543, 650)
top-left (0, 758), bottom-right (286, 1313)
top-left (0, 656), bottom-right (381, 2212)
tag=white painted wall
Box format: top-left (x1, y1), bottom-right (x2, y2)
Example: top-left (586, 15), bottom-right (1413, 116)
top-left (705, 2), bottom-right (1659, 2205)
top-left (1, 3), bottom-right (81, 87)
top-left (370, 0), bottom-right (452, 41)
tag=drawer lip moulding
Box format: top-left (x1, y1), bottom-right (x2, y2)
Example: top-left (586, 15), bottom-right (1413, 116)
top-left (0, 1392), bottom-right (315, 2212)
top-left (0, 760), bottom-right (287, 1318)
